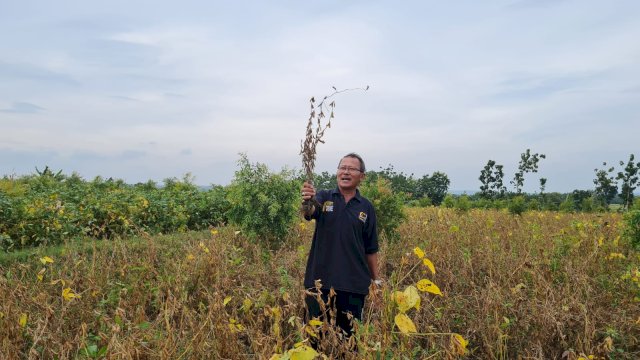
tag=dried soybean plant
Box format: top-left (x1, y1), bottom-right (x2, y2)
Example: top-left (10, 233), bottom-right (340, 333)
top-left (299, 86), bottom-right (369, 211)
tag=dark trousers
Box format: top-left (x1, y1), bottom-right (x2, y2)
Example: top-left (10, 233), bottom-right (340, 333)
top-left (304, 288), bottom-right (366, 336)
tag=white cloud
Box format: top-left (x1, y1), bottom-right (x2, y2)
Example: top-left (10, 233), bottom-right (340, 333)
top-left (1, 1), bottom-right (639, 191)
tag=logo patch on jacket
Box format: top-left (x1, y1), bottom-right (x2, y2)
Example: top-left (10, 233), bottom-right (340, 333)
top-left (322, 201), bottom-right (334, 212)
top-left (358, 211), bottom-right (368, 223)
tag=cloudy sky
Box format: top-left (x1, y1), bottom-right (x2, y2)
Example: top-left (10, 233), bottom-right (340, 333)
top-left (1, 0), bottom-right (639, 193)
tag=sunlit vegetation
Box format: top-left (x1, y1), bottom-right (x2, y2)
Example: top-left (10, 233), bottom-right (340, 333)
top-left (1, 207), bottom-right (639, 358)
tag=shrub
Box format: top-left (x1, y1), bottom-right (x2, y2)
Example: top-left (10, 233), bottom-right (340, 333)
top-left (226, 154), bottom-right (299, 247)
top-left (508, 195), bottom-right (527, 215)
top-left (360, 177), bottom-right (406, 243)
top-left (623, 210), bottom-right (640, 249)
top-left (559, 196), bottom-right (575, 213)
top-left (527, 198), bottom-right (541, 211)
top-left (454, 195), bottom-right (472, 212)
top-left (442, 194), bottom-right (455, 208)
top-left (417, 196), bottom-right (432, 207)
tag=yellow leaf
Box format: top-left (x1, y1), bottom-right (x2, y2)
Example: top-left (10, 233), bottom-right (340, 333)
top-left (223, 296), bottom-right (232, 306)
top-left (19, 313), bottom-right (28, 328)
top-left (451, 333), bottom-right (468, 355)
top-left (198, 242), bottom-right (210, 254)
top-left (37, 268), bottom-right (46, 282)
top-left (413, 247), bottom-right (425, 259)
top-left (394, 313), bottom-right (417, 334)
top-left (271, 306), bottom-right (282, 318)
top-left (304, 325), bottom-right (318, 338)
top-left (416, 279), bottom-right (442, 296)
top-left (186, 253), bottom-right (195, 261)
top-left (242, 298), bottom-right (252, 311)
top-left (289, 344), bottom-right (319, 360)
top-left (422, 258), bottom-right (435, 274)
top-left (308, 319), bottom-right (323, 327)
top-left (394, 286), bottom-right (421, 312)
top-left (210, 229), bottom-right (218, 235)
top-left (62, 287), bottom-right (80, 301)
top-left (39, 256), bottom-right (54, 264)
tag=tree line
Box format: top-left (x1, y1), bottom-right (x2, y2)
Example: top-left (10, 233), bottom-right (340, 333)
top-left (328, 150), bottom-right (638, 212)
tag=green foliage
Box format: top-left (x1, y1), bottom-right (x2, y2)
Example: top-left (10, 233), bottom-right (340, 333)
top-left (226, 154), bottom-right (299, 246)
top-left (559, 196), bottom-right (576, 213)
top-left (416, 196), bottom-right (432, 207)
top-left (479, 160), bottom-right (506, 199)
top-left (454, 195), bottom-right (472, 212)
top-left (623, 210), bottom-right (640, 249)
top-left (508, 195), bottom-right (527, 215)
top-left (360, 177), bottom-right (406, 242)
top-left (617, 154), bottom-right (640, 210)
top-left (312, 171), bottom-right (337, 190)
top-left (364, 166), bottom-right (450, 205)
top-left (417, 171), bottom-right (450, 205)
top-left (0, 169), bottom-right (230, 250)
top-left (510, 149), bottom-right (546, 194)
top-left (375, 164), bottom-right (416, 196)
top-left (593, 162), bottom-right (618, 206)
top-left (527, 198), bottom-right (541, 211)
top-left (442, 194), bottom-right (455, 208)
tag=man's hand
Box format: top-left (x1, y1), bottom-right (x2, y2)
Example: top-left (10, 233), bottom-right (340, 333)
top-left (300, 181), bottom-right (317, 216)
top-left (301, 181), bottom-right (316, 202)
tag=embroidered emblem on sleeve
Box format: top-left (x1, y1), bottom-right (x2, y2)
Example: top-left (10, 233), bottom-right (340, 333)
top-left (322, 201), bottom-right (334, 212)
top-left (358, 211), bottom-right (367, 222)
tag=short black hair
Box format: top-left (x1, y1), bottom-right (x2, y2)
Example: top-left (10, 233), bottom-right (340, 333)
top-left (340, 153), bottom-right (366, 173)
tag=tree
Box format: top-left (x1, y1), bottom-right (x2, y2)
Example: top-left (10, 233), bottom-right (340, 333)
top-left (479, 160), bottom-right (506, 199)
top-left (570, 190), bottom-right (593, 210)
top-left (360, 177), bottom-right (406, 242)
top-left (539, 178), bottom-right (547, 194)
top-left (313, 171), bottom-right (337, 190)
top-left (511, 149), bottom-right (546, 194)
top-left (593, 162), bottom-right (618, 206)
top-left (374, 164), bottom-right (417, 197)
top-left (617, 154), bottom-right (640, 210)
top-left (226, 154), bottom-right (299, 247)
top-left (417, 172), bottom-right (450, 206)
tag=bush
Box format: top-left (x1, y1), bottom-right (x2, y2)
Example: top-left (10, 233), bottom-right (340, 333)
top-left (559, 196), bottom-right (575, 213)
top-left (454, 195), bottom-right (472, 212)
top-left (527, 198), bottom-right (541, 211)
top-left (442, 194), bottom-right (455, 209)
top-left (417, 196), bottom-right (432, 207)
top-left (360, 177), bottom-right (406, 243)
top-left (226, 154), bottom-right (299, 247)
top-left (624, 210), bottom-right (640, 249)
top-left (0, 170), bottom-right (232, 250)
top-left (508, 195), bottom-right (527, 216)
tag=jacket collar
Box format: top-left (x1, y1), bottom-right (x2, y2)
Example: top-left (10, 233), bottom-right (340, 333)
top-left (331, 187), bottom-right (362, 202)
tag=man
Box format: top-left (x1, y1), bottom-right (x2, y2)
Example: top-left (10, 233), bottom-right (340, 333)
top-left (300, 152), bottom-right (381, 341)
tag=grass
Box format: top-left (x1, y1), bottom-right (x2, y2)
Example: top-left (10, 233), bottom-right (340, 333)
top-left (1, 208), bottom-right (639, 359)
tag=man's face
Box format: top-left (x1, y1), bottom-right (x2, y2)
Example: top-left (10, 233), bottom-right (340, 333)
top-left (336, 156), bottom-right (365, 191)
